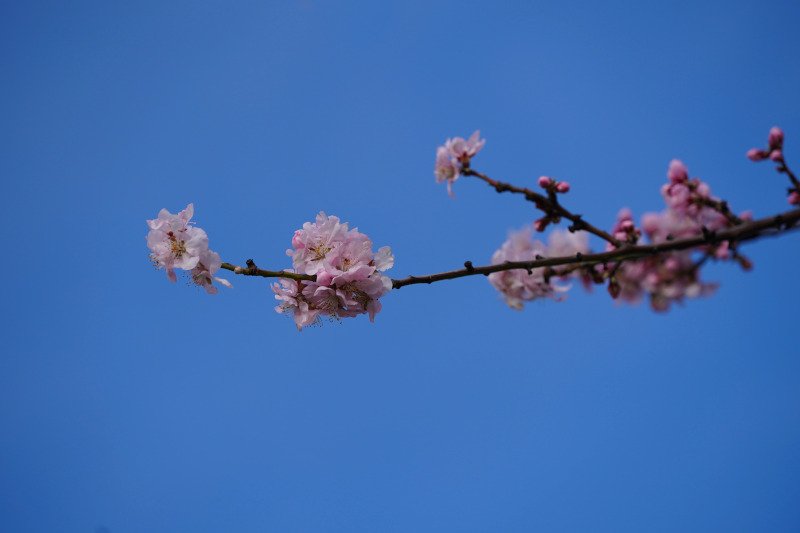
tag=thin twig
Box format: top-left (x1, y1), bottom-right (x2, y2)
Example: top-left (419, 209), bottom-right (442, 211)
top-left (461, 168), bottom-right (623, 247)
top-left (220, 262), bottom-right (315, 282)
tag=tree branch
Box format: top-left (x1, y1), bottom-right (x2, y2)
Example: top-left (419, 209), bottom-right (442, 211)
top-left (390, 207), bottom-right (800, 289)
top-left (219, 209), bottom-right (800, 289)
top-left (461, 167), bottom-right (623, 247)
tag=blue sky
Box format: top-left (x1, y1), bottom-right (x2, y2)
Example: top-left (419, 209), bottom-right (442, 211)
top-left (2, 1), bottom-right (800, 531)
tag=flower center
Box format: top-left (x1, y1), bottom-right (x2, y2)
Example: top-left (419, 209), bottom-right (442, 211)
top-left (309, 243), bottom-right (332, 260)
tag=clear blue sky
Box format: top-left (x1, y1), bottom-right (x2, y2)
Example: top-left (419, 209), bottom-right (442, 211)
top-left (2, 1), bottom-right (800, 531)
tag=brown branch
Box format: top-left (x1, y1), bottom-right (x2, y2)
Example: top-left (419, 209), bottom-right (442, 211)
top-left (220, 262), bottom-right (315, 282)
top-left (696, 197), bottom-right (743, 225)
top-left (461, 168), bottom-right (623, 247)
top-left (390, 208), bottom-right (800, 289)
top-left (778, 160), bottom-right (800, 191)
top-left (219, 209), bottom-right (800, 290)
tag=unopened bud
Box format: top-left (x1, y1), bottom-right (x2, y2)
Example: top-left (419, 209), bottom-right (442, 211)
top-left (747, 148), bottom-right (768, 161)
top-left (667, 159), bottom-right (688, 183)
top-left (768, 126), bottom-right (784, 150)
top-left (770, 149), bottom-right (783, 162)
top-left (533, 218), bottom-right (548, 232)
top-left (538, 176), bottom-right (553, 189)
top-left (788, 191), bottom-right (800, 205)
top-left (556, 181), bottom-right (571, 193)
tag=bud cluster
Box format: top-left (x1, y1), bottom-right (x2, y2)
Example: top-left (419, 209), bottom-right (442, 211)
top-left (747, 126), bottom-right (784, 163)
top-left (609, 160), bottom-right (750, 311)
top-left (533, 176), bottom-right (572, 232)
top-left (747, 126), bottom-right (800, 205)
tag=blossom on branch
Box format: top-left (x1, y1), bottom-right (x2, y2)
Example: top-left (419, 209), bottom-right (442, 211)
top-left (434, 130), bottom-right (485, 195)
top-left (609, 160), bottom-right (748, 311)
top-left (275, 212), bottom-right (394, 330)
top-left (191, 249), bottom-right (232, 294)
top-left (488, 227), bottom-right (588, 309)
top-left (146, 204), bottom-right (230, 290)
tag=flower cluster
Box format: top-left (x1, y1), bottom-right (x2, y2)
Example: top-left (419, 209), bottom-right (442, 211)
top-left (610, 248), bottom-right (718, 311)
top-left (609, 160), bottom-right (748, 311)
top-left (146, 204), bottom-right (231, 294)
top-left (434, 130), bottom-right (485, 195)
top-left (488, 227), bottom-right (589, 309)
top-left (273, 212), bottom-right (394, 330)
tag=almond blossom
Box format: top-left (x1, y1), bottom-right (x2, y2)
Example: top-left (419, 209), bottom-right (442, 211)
top-left (146, 203), bottom-right (230, 291)
top-left (488, 226), bottom-right (573, 309)
top-left (190, 249), bottom-right (233, 295)
top-left (434, 130), bottom-right (485, 195)
top-left (147, 204), bottom-right (209, 282)
top-left (275, 212), bottom-right (394, 329)
top-left (607, 160), bottom-right (744, 311)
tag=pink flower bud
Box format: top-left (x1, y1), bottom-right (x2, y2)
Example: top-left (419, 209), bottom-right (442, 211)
top-left (538, 176), bottom-right (553, 189)
top-left (556, 181), bottom-right (571, 193)
top-left (769, 150), bottom-right (783, 162)
top-left (739, 210), bottom-right (753, 221)
top-left (620, 220), bottom-right (634, 231)
top-left (768, 126), bottom-right (784, 150)
top-left (533, 218), bottom-right (548, 232)
top-left (789, 191), bottom-right (800, 205)
top-left (746, 148), bottom-right (768, 161)
top-left (667, 159), bottom-right (688, 183)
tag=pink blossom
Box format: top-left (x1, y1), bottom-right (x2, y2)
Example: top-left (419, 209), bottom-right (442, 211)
top-left (288, 212), bottom-right (350, 275)
top-left (547, 229), bottom-right (589, 258)
top-left (190, 249), bottom-right (232, 294)
top-left (789, 191), bottom-right (800, 205)
top-left (273, 277), bottom-right (320, 330)
top-left (146, 203), bottom-right (209, 281)
top-left (277, 213), bottom-right (395, 329)
top-left (488, 226), bottom-right (570, 309)
top-left (610, 158), bottom-right (737, 311)
top-left (434, 146), bottom-right (461, 196)
top-left (445, 130), bottom-right (485, 163)
top-left (434, 130), bottom-right (485, 195)
top-left (612, 251), bottom-right (716, 311)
